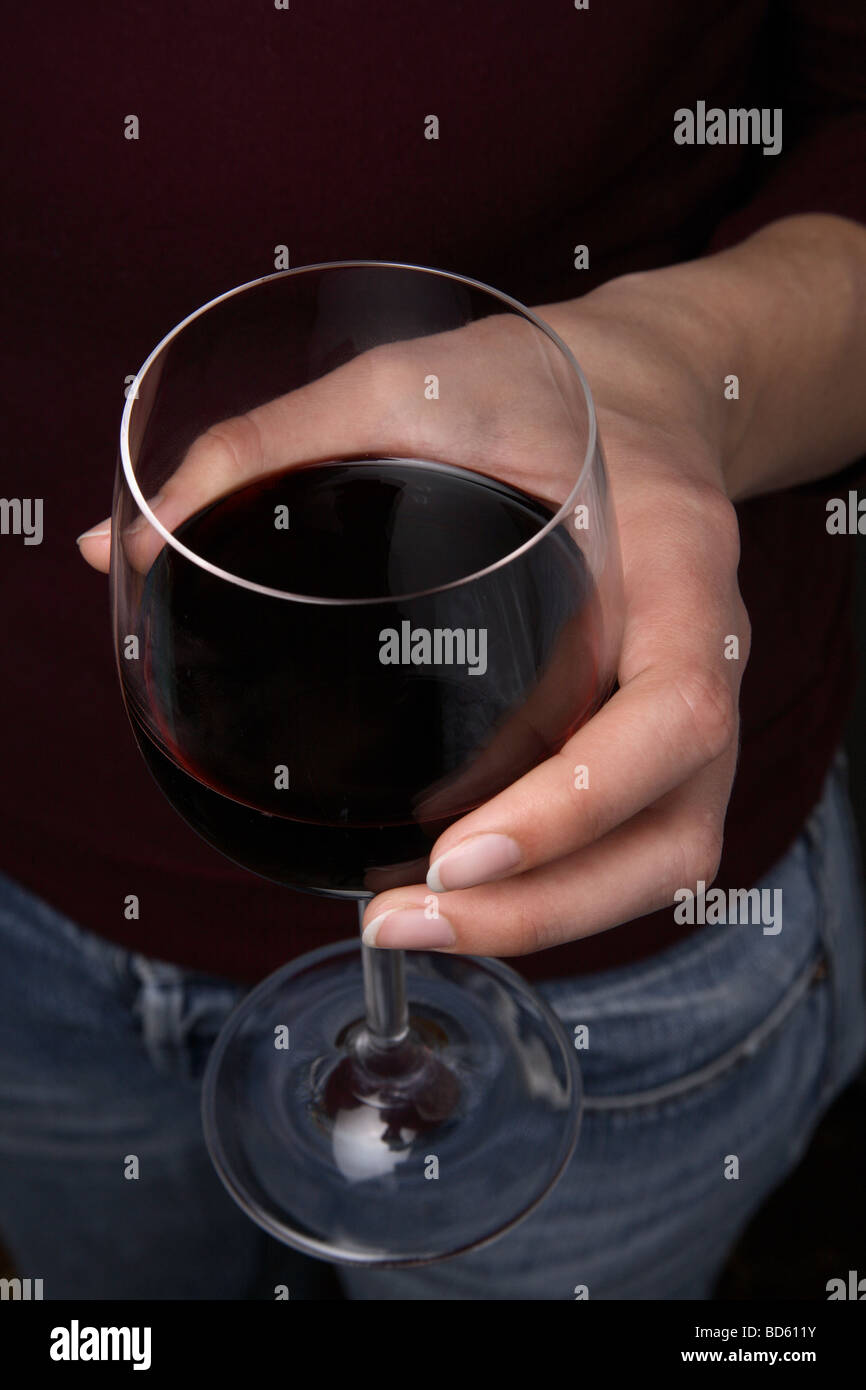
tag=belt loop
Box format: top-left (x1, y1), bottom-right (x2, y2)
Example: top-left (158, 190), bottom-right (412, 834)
top-left (129, 955), bottom-right (187, 1075)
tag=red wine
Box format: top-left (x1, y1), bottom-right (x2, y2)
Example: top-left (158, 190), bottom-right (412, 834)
top-left (124, 458), bottom-right (602, 894)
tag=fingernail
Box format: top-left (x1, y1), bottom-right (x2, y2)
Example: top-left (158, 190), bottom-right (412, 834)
top-left (76, 520), bottom-right (111, 545)
top-left (427, 834), bottom-right (521, 892)
top-left (362, 909), bottom-right (456, 950)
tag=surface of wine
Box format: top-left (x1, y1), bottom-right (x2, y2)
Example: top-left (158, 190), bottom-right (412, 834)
top-left (124, 458), bottom-right (602, 894)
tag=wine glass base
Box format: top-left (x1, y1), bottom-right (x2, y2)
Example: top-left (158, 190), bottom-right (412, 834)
top-left (202, 939), bottom-right (581, 1267)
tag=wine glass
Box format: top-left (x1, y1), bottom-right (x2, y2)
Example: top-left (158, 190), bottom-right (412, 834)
top-left (112, 261), bottom-right (623, 1265)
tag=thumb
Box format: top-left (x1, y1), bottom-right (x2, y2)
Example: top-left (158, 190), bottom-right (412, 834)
top-left (76, 518), bottom-right (112, 572)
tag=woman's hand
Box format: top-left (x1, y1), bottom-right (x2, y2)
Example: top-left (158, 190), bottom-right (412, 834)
top-left (79, 213), bottom-right (866, 956)
top-left (361, 280), bottom-right (750, 952)
top-left (78, 267), bottom-right (750, 959)
top-left (363, 209), bottom-right (866, 952)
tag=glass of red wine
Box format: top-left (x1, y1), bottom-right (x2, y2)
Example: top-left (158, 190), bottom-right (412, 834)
top-left (112, 262), bottom-right (623, 1264)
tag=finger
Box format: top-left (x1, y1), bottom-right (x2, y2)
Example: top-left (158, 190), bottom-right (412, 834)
top-left (76, 519), bottom-right (112, 572)
top-left (116, 362), bottom-right (428, 575)
top-left (423, 657), bottom-right (738, 893)
top-left (77, 350), bottom-right (399, 575)
top-left (363, 758), bottom-right (731, 955)
top-left (424, 488), bottom-right (747, 891)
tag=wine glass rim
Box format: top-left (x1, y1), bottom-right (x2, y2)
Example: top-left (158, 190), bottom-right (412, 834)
top-left (119, 259), bottom-right (599, 606)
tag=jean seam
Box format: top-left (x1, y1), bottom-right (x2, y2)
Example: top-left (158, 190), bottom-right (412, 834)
top-left (800, 776), bottom-right (842, 1108)
top-left (125, 952), bottom-right (246, 1078)
top-left (583, 947), bottom-right (826, 1112)
top-left (127, 955), bottom-right (186, 1074)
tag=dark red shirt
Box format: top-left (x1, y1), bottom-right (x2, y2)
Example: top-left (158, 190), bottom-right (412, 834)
top-left (4, 1), bottom-right (864, 983)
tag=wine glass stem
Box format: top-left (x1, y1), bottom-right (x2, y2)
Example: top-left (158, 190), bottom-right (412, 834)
top-left (357, 898), bottom-right (409, 1045)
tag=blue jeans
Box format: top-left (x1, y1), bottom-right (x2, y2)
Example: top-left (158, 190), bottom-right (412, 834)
top-left (0, 753), bottom-right (863, 1300)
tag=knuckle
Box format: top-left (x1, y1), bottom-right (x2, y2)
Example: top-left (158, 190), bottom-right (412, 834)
top-left (672, 666), bottom-right (737, 762)
top-left (511, 901), bottom-right (547, 956)
top-left (502, 888), bottom-right (556, 956)
top-left (689, 824), bottom-right (724, 887)
top-left (202, 415), bottom-right (262, 478)
top-left (707, 491), bottom-right (742, 567)
top-left (674, 816), bottom-right (724, 891)
top-left (685, 482), bottom-right (741, 570)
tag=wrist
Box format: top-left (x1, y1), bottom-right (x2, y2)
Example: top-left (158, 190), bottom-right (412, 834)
top-left (554, 214), bottom-right (866, 502)
top-left (542, 268), bottom-right (742, 492)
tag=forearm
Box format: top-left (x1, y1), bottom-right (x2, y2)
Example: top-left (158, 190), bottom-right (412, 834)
top-left (567, 214), bottom-right (866, 501)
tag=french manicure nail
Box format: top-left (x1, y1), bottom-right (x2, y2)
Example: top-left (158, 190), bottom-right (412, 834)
top-left (427, 834), bottom-right (522, 892)
top-left (362, 909), bottom-right (456, 950)
top-left (76, 520), bottom-right (111, 545)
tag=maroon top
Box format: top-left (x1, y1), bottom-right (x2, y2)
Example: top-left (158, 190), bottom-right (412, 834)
top-left (4, 1), bottom-right (864, 983)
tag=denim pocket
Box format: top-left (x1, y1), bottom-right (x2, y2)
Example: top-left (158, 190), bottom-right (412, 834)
top-left (580, 949), bottom-right (830, 1114)
top-left (537, 750), bottom-right (866, 1119)
top-left (539, 824), bottom-right (825, 1100)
